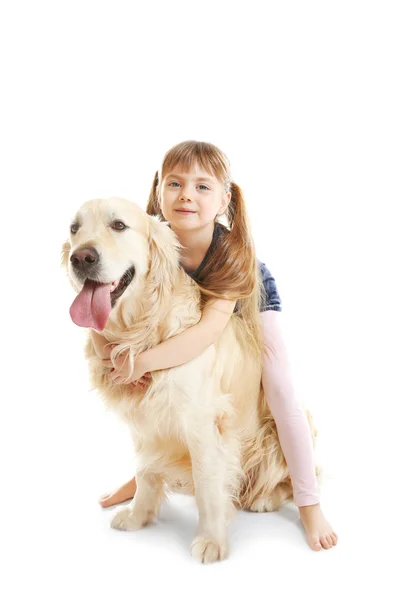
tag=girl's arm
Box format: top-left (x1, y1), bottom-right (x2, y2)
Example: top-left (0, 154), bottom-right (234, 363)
top-left (139, 298), bottom-right (236, 373)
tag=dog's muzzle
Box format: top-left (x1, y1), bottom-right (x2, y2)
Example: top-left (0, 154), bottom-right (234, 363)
top-left (70, 246), bottom-right (100, 280)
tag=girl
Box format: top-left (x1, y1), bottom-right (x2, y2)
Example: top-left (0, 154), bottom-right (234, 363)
top-left (93, 141), bottom-right (338, 551)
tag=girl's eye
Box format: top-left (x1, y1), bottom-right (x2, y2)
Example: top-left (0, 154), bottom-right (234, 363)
top-left (168, 181), bottom-right (209, 190)
top-left (111, 220), bottom-right (127, 231)
top-left (71, 223), bottom-right (79, 234)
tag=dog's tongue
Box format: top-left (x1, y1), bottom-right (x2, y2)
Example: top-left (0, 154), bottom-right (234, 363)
top-left (70, 280), bottom-right (111, 331)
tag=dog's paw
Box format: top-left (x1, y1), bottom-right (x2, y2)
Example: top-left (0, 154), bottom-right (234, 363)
top-left (191, 535), bottom-right (228, 564)
top-left (110, 506), bottom-right (154, 531)
top-left (248, 496), bottom-right (278, 513)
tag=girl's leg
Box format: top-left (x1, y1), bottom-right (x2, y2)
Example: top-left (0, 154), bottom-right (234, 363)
top-left (99, 476), bottom-right (136, 508)
top-left (261, 311), bottom-right (338, 551)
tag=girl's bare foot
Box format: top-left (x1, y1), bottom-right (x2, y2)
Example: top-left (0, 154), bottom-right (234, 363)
top-left (99, 477), bottom-right (137, 508)
top-left (299, 503), bottom-right (338, 551)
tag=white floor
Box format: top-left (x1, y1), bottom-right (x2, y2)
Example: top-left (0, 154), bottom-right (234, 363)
top-left (5, 473), bottom-right (402, 599)
top-left (3, 369), bottom-right (407, 600)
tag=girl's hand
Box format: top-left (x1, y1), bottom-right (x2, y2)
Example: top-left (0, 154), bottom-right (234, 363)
top-left (103, 350), bottom-right (151, 387)
top-left (129, 373), bottom-right (152, 390)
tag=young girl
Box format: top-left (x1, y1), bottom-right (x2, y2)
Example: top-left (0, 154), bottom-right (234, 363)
top-left (93, 140), bottom-right (338, 551)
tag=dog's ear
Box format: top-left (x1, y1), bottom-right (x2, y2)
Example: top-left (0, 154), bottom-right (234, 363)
top-left (147, 218), bottom-right (181, 304)
top-left (61, 240), bottom-right (70, 271)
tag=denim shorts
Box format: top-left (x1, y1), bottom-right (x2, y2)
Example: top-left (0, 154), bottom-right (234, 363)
top-left (258, 261), bottom-right (282, 312)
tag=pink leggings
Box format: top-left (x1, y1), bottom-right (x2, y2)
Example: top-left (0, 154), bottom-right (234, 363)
top-left (261, 311), bottom-right (319, 507)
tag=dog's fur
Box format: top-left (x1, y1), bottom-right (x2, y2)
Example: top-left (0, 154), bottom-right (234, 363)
top-left (62, 197), bottom-right (317, 563)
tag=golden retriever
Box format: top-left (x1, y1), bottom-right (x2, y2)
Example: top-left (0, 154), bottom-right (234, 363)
top-left (62, 197), bottom-right (317, 563)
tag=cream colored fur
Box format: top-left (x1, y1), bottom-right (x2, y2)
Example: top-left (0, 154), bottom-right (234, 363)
top-left (62, 197), bottom-right (316, 563)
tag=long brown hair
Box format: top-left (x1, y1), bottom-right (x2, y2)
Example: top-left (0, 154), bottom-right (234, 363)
top-left (146, 141), bottom-right (264, 355)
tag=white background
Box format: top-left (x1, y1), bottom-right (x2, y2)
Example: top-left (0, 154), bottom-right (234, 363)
top-left (1, 1), bottom-right (409, 598)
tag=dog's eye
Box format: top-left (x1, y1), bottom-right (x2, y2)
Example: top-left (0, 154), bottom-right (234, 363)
top-left (111, 221), bottom-right (127, 231)
top-left (70, 223), bottom-right (79, 234)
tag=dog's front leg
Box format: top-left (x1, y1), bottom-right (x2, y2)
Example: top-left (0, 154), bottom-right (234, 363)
top-left (110, 471), bottom-right (163, 531)
top-left (187, 426), bottom-right (229, 563)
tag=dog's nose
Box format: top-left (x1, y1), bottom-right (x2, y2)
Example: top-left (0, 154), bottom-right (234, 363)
top-left (70, 247), bottom-right (100, 272)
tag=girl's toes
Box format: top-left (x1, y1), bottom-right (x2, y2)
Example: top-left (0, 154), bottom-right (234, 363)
top-left (99, 494), bottom-right (115, 507)
top-left (331, 532), bottom-right (338, 545)
top-left (321, 535), bottom-right (331, 549)
top-left (310, 537), bottom-right (322, 551)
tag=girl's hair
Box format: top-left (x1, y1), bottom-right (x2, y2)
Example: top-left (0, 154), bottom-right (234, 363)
top-left (146, 140), bottom-right (263, 355)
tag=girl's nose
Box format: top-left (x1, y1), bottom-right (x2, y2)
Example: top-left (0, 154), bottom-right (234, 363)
top-left (179, 189), bottom-right (192, 202)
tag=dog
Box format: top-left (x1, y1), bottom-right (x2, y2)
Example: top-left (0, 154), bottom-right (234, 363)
top-left (62, 197), bottom-right (316, 563)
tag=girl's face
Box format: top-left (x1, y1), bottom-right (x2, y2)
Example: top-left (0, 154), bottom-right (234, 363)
top-left (159, 163), bottom-right (231, 231)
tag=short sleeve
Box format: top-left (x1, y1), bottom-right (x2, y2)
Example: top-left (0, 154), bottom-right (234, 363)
top-left (258, 261), bottom-right (282, 312)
